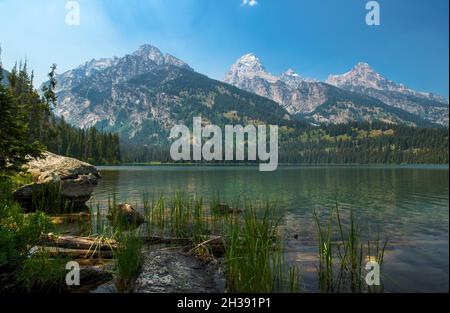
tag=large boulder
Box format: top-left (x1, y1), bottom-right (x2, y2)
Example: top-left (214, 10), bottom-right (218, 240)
top-left (13, 152), bottom-right (101, 211)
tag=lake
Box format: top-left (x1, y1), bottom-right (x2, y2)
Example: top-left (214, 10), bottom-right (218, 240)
top-left (92, 165), bottom-right (449, 292)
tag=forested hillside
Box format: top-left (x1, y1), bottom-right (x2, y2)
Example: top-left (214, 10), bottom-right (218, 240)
top-left (120, 121), bottom-right (449, 165)
top-left (279, 122), bottom-right (448, 164)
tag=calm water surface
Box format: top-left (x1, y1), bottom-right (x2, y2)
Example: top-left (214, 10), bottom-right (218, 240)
top-left (93, 165), bottom-right (449, 292)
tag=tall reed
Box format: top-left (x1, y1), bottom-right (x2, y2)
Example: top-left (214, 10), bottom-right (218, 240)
top-left (114, 230), bottom-right (143, 292)
top-left (313, 205), bottom-right (387, 293)
top-left (224, 203), bottom-right (299, 293)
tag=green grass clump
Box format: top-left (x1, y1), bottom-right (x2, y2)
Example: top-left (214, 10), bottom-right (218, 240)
top-left (224, 203), bottom-right (299, 293)
top-left (15, 251), bottom-right (69, 292)
top-left (114, 231), bottom-right (143, 292)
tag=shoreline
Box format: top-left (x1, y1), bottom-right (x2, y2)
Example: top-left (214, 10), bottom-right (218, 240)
top-left (97, 163), bottom-right (450, 169)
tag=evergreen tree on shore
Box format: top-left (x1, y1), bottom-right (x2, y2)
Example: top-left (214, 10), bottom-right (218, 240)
top-left (0, 60), bottom-right (43, 174)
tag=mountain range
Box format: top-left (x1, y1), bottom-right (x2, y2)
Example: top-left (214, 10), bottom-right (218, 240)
top-left (224, 54), bottom-right (449, 126)
top-left (47, 44), bottom-right (448, 144)
top-left (52, 45), bottom-right (293, 144)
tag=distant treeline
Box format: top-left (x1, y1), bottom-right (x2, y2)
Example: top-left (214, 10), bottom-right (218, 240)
top-left (45, 116), bottom-right (121, 165)
top-left (280, 122), bottom-right (449, 164)
top-left (120, 121), bottom-right (449, 165)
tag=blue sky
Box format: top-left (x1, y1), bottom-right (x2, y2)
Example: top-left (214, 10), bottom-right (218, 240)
top-left (0, 0), bottom-right (448, 96)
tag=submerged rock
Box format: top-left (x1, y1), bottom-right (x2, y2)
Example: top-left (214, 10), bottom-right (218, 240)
top-left (133, 248), bottom-right (224, 293)
top-left (13, 152), bottom-right (101, 211)
top-left (108, 203), bottom-right (145, 227)
top-left (213, 203), bottom-right (244, 215)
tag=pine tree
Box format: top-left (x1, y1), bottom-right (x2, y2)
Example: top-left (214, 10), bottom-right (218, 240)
top-left (0, 64), bottom-right (43, 173)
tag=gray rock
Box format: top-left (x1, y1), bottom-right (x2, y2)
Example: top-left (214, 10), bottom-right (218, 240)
top-left (13, 152), bottom-right (101, 211)
top-left (133, 248), bottom-right (224, 293)
top-left (108, 203), bottom-right (145, 227)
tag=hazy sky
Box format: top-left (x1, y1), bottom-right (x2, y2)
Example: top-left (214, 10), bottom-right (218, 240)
top-left (0, 0), bottom-right (448, 96)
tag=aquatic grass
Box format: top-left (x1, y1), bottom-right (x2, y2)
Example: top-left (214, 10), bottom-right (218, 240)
top-left (87, 200), bottom-right (113, 237)
top-left (89, 193), bottom-right (302, 293)
top-left (114, 230), bottom-right (143, 292)
top-left (29, 182), bottom-right (77, 214)
top-left (87, 192), bottom-right (390, 294)
top-left (288, 266), bottom-right (301, 293)
top-left (170, 192), bottom-right (192, 238)
top-left (91, 193), bottom-right (287, 289)
top-left (142, 192), bottom-right (219, 243)
top-left (223, 202), bottom-right (299, 293)
top-left (313, 205), bottom-right (388, 293)
top-left (313, 208), bottom-right (334, 292)
top-left (146, 193), bottom-right (167, 234)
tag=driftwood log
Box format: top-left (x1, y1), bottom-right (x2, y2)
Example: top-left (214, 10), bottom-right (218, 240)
top-left (40, 234), bottom-right (117, 251)
top-left (144, 236), bottom-right (226, 256)
top-left (32, 246), bottom-right (115, 259)
top-left (38, 234), bottom-right (226, 258)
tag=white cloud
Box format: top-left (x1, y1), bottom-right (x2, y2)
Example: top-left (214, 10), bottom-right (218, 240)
top-left (242, 0), bottom-right (258, 7)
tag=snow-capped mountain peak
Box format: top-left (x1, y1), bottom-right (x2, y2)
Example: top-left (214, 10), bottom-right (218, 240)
top-left (132, 44), bottom-right (164, 61)
top-left (354, 62), bottom-right (374, 71)
top-left (326, 62), bottom-right (387, 90)
top-left (224, 53), bottom-right (278, 84)
top-left (325, 62), bottom-right (448, 125)
top-left (234, 53), bottom-right (265, 72)
top-left (54, 44), bottom-right (194, 93)
top-left (279, 68), bottom-right (306, 88)
top-left (224, 54), bottom-right (331, 115)
top-left (131, 44), bottom-right (192, 70)
top-left (224, 56), bottom-right (448, 126)
top-left (326, 62), bottom-right (448, 103)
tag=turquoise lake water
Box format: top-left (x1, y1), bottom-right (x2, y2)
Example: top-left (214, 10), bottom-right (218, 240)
top-left (92, 165), bottom-right (449, 292)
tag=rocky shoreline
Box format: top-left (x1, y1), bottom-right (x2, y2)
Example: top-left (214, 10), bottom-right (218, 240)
top-left (13, 152), bottom-right (225, 293)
